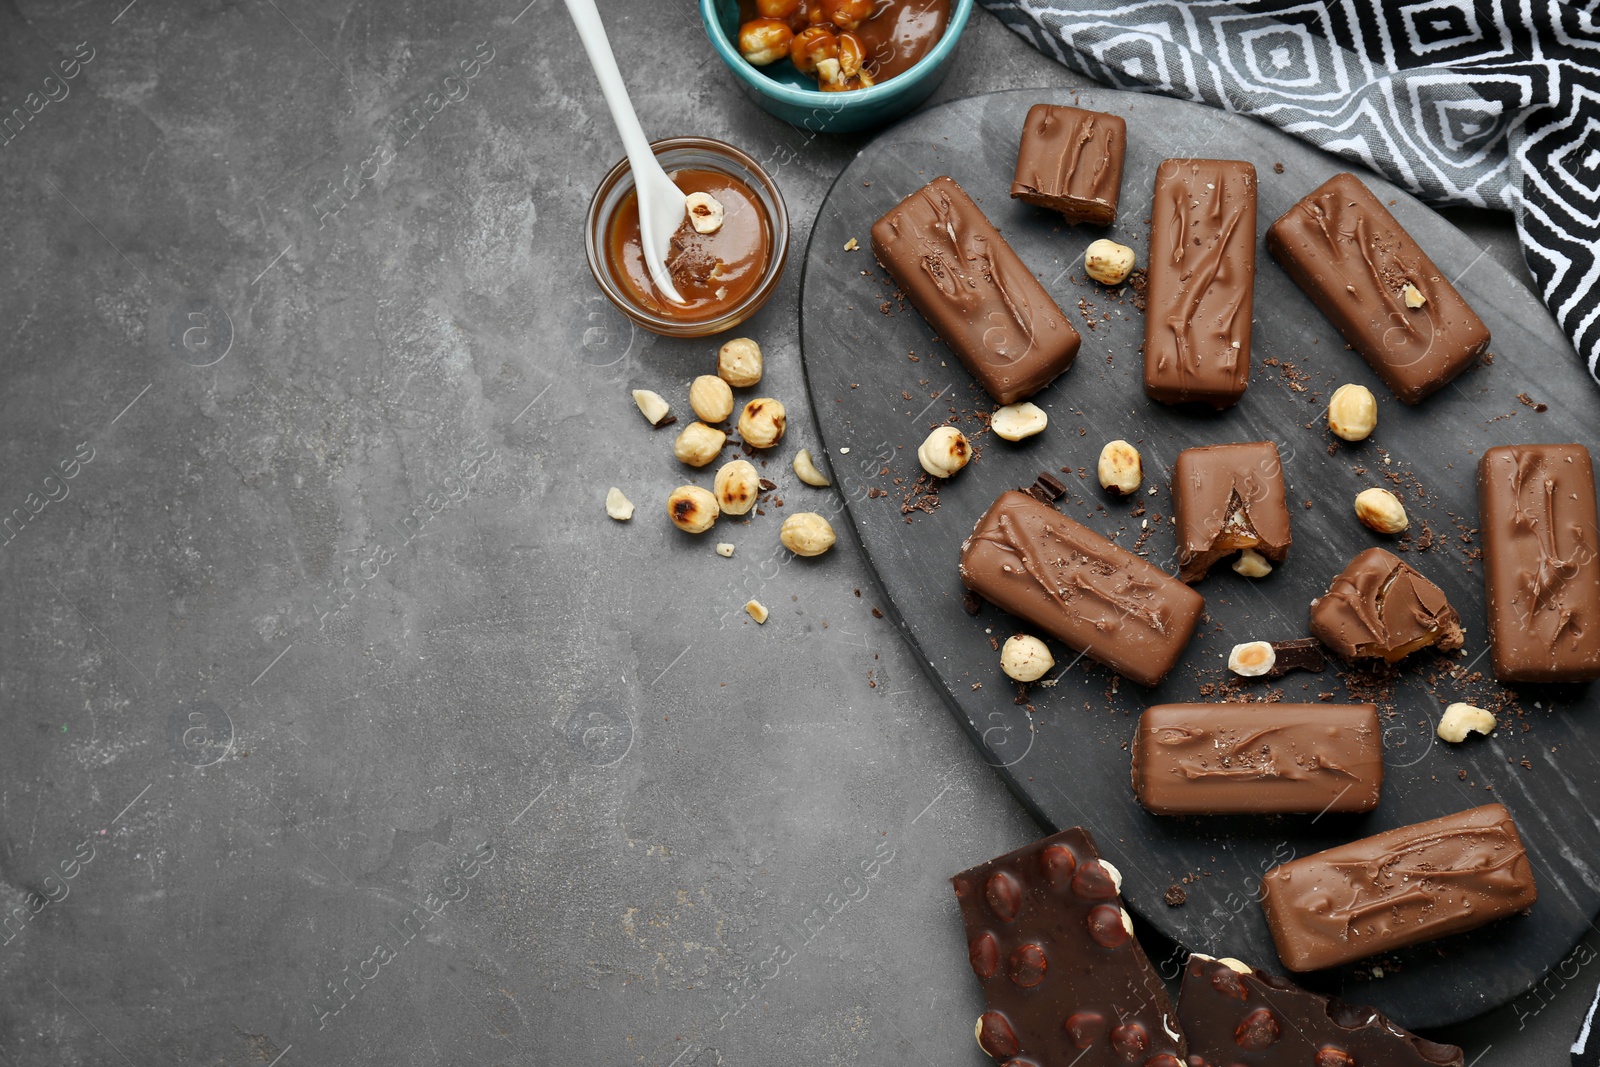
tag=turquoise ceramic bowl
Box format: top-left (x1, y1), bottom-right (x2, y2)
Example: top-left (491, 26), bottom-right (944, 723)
top-left (700, 0), bottom-right (974, 133)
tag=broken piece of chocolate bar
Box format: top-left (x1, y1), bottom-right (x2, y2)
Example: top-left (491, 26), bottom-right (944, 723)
top-left (1009, 104), bottom-right (1126, 225)
top-left (1172, 442), bottom-right (1291, 583)
top-left (1308, 547), bottom-right (1464, 662)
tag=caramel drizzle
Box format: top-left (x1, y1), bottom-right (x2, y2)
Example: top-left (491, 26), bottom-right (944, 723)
top-left (1314, 825), bottom-right (1526, 931)
top-left (1158, 725), bottom-right (1361, 782)
top-left (1507, 450), bottom-right (1585, 637)
top-left (1156, 169), bottom-right (1249, 385)
top-left (911, 186), bottom-right (1036, 362)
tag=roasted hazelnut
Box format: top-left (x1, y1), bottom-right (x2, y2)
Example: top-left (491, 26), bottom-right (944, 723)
top-left (1403, 283), bottom-right (1427, 308)
top-left (990, 402), bottom-right (1048, 442)
top-left (1000, 635), bottom-right (1054, 682)
top-left (1097, 440), bottom-right (1142, 495)
top-left (605, 487), bottom-right (633, 521)
top-left (684, 192), bottom-right (724, 235)
top-left (790, 25), bottom-right (838, 75)
top-left (674, 421), bottom-right (727, 467)
top-left (667, 485), bottom-right (718, 534)
top-left (717, 337), bottom-right (763, 387)
top-left (755, 0), bottom-right (800, 19)
top-left (822, 0), bottom-right (872, 30)
top-left (1232, 548), bottom-right (1273, 578)
top-left (1327, 383), bottom-right (1378, 442)
top-left (690, 374), bottom-right (734, 423)
top-left (1354, 487), bottom-right (1408, 534)
top-left (1228, 641), bottom-right (1276, 677)
top-left (714, 459), bottom-right (761, 515)
top-left (738, 398), bottom-right (786, 448)
top-left (738, 18), bottom-right (794, 66)
top-left (1084, 239), bottom-right (1136, 285)
top-left (918, 426), bottom-right (971, 479)
top-left (1438, 703), bottom-right (1496, 743)
top-left (780, 512), bottom-right (836, 557)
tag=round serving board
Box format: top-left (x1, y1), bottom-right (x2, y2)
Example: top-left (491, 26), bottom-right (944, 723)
top-left (798, 87), bottom-right (1600, 1030)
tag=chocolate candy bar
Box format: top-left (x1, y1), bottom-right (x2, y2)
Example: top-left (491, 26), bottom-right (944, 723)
top-left (960, 490), bottom-right (1205, 687)
top-left (1171, 442), bottom-right (1290, 583)
top-left (1009, 104), bottom-right (1126, 225)
top-left (1267, 172), bottom-right (1491, 404)
top-left (872, 176), bottom-right (1080, 406)
top-left (1260, 803), bottom-right (1538, 972)
top-left (1178, 954), bottom-right (1464, 1066)
top-left (953, 827), bottom-right (1186, 1067)
top-left (1479, 444), bottom-right (1600, 683)
top-left (1133, 703), bottom-right (1382, 815)
top-left (1144, 159), bottom-right (1257, 409)
top-left (1309, 547), bottom-right (1464, 662)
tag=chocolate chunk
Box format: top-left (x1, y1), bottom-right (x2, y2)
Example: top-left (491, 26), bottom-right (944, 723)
top-left (1171, 442), bottom-right (1291, 583)
top-left (1260, 803), bottom-right (1538, 972)
top-left (1009, 104), bottom-right (1126, 226)
top-left (1144, 159), bottom-right (1257, 409)
top-left (1178, 955), bottom-right (1464, 1066)
top-left (1267, 637), bottom-right (1326, 676)
top-left (872, 176), bottom-right (1080, 406)
top-left (960, 490), bottom-right (1205, 687)
top-left (1478, 444), bottom-right (1600, 682)
top-left (961, 590), bottom-right (983, 616)
top-left (1164, 884), bottom-right (1187, 907)
top-left (1133, 703), bottom-right (1382, 815)
top-left (1035, 472), bottom-right (1068, 501)
top-left (1266, 172), bottom-right (1490, 405)
top-left (1308, 547), bottom-right (1464, 662)
top-left (952, 827), bottom-right (1186, 1067)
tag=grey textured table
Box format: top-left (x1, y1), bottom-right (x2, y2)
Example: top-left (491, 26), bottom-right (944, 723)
top-left (0, 2), bottom-right (1590, 1065)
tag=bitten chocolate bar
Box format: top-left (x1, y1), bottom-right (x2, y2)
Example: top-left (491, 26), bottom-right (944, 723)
top-left (1260, 803), bottom-right (1538, 972)
top-left (1309, 547), bottom-right (1464, 662)
top-left (960, 490), bottom-right (1204, 687)
top-left (1009, 104), bottom-right (1126, 225)
top-left (1479, 444), bottom-right (1600, 683)
top-left (1267, 172), bottom-right (1490, 404)
top-left (1133, 703), bottom-right (1382, 815)
top-left (953, 827), bottom-right (1186, 1067)
top-left (1144, 159), bottom-right (1257, 409)
top-left (1178, 954), bottom-right (1464, 1066)
top-left (1171, 441), bottom-right (1290, 583)
top-left (872, 176), bottom-right (1080, 406)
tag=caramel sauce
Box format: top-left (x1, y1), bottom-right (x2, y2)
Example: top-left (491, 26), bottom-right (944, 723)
top-left (606, 168), bottom-right (770, 322)
top-left (736, 0), bottom-right (951, 85)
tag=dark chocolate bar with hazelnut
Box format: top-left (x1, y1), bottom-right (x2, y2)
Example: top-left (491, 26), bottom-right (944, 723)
top-left (960, 490), bottom-right (1205, 687)
top-left (871, 176), bottom-right (1080, 406)
top-left (1133, 703), bottom-right (1382, 815)
top-left (1260, 803), bottom-right (1538, 972)
top-left (953, 827), bottom-right (1186, 1067)
top-left (1144, 159), bottom-right (1257, 409)
top-left (1009, 104), bottom-right (1126, 225)
top-left (1178, 954), bottom-right (1464, 1066)
top-left (1479, 444), bottom-right (1600, 683)
top-left (1171, 442), bottom-right (1291, 583)
top-left (1267, 172), bottom-right (1490, 404)
top-left (1308, 547), bottom-right (1464, 662)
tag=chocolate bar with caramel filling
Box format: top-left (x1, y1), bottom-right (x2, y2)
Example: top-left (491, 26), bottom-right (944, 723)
top-left (1260, 803), bottom-right (1537, 972)
top-left (1009, 104), bottom-right (1126, 225)
top-left (1308, 547), bottom-right (1464, 662)
top-left (960, 490), bottom-right (1205, 687)
top-left (1267, 172), bottom-right (1490, 404)
top-left (1478, 444), bottom-right (1600, 683)
top-left (872, 176), bottom-right (1080, 406)
top-left (1171, 441), bottom-right (1291, 583)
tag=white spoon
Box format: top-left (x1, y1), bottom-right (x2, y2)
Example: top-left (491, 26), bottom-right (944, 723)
top-left (563, 0), bottom-right (688, 306)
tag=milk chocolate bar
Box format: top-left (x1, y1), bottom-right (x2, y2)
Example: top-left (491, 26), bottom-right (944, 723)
top-left (1267, 172), bottom-right (1490, 404)
top-left (1009, 104), bottom-right (1126, 225)
top-left (1309, 547), bottom-right (1464, 662)
top-left (953, 827), bottom-right (1186, 1067)
top-left (1133, 703), bottom-right (1382, 815)
top-left (960, 490), bottom-right (1205, 687)
top-left (1172, 442), bottom-right (1290, 583)
top-left (1260, 803), bottom-right (1537, 972)
top-left (1178, 955), bottom-right (1464, 1067)
top-left (1144, 159), bottom-right (1257, 409)
top-left (872, 176), bottom-right (1080, 406)
top-left (1479, 444), bottom-right (1600, 683)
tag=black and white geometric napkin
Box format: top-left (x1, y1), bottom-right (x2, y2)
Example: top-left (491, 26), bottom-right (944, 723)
top-left (977, 0), bottom-right (1600, 385)
top-left (1577, 978), bottom-right (1600, 1066)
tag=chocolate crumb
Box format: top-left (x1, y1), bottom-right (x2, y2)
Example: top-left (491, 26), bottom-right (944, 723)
top-left (870, 607), bottom-right (884, 619)
top-left (961, 591), bottom-right (983, 616)
top-left (1164, 884), bottom-right (1187, 906)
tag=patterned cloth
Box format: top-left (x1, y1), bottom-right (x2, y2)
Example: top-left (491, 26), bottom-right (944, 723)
top-left (978, 0), bottom-right (1600, 384)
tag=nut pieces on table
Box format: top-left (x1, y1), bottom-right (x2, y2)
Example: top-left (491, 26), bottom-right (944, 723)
top-left (718, 337), bottom-right (763, 387)
top-left (793, 448), bottom-right (831, 486)
top-left (690, 374), bottom-right (735, 423)
top-left (918, 426), bottom-right (971, 478)
top-left (1327, 383), bottom-right (1378, 442)
top-left (1354, 487), bottom-right (1409, 534)
top-left (990, 402), bottom-right (1048, 442)
top-left (738, 397), bottom-right (787, 448)
top-left (667, 485), bottom-right (719, 534)
top-left (1083, 239), bottom-right (1136, 285)
top-left (1097, 440), bottom-right (1142, 496)
top-left (780, 512), bottom-right (836, 557)
top-left (1000, 635), bottom-right (1054, 682)
top-left (714, 459), bottom-right (761, 515)
top-left (674, 421), bottom-right (727, 467)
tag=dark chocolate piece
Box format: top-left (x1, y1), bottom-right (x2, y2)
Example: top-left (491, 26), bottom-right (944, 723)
top-left (1260, 803), bottom-right (1538, 972)
top-left (952, 827), bottom-right (1186, 1067)
top-left (960, 490), bottom-right (1205, 687)
top-left (1133, 703), bottom-right (1382, 815)
top-left (1178, 954), bottom-right (1464, 1066)
top-left (1171, 442), bottom-right (1290, 583)
top-left (1009, 104), bottom-right (1126, 225)
top-left (1143, 159), bottom-right (1257, 409)
top-left (1267, 172), bottom-right (1491, 405)
top-left (1479, 444), bottom-right (1600, 683)
top-left (1308, 547), bottom-right (1464, 662)
top-left (871, 176), bottom-right (1080, 406)
top-left (1267, 637), bottom-right (1326, 677)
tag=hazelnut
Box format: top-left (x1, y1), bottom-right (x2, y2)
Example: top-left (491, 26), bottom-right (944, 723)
top-left (789, 25), bottom-right (838, 75)
top-left (1438, 702), bottom-right (1496, 743)
top-left (737, 18), bottom-right (793, 66)
top-left (1097, 440), bottom-right (1142, 496)
top-left (1354, 487), bottom-right (1408, 534)
top-left (684, 192), bottom-right (724, 235)
top-left (737, 398), bottom-right (786, 448)
top-left (779, 512), bottom-right (836, 557)
top-left (718, 337), bottom-right (763, 387)
top-left (605, 487), bottom-right (634, 521)
top-left (715, 542), bottom-right (735, 558)
top-left (1232, 548), bottom-right (1273, 578)
top-left (990, 402), bottom-right (1049, 442)
top-left (674, 421), bottom-right (727, 467)
top-left (667, 485), bottom-right (719, 534)
top-left (823, 0), bottom-right (872, 30)
top-left (1217, 958), bottom-right (1253, 974)
top-left (1228, 641), bottom-right (1276, 677)
top-left (917, 426), bottom-right (971, 479)
top-left (1403, 283), bottom-right (1427, 308)
top-left (745, 599), bottom-right (769, 624)
top-left (755, 0), bottom-right (799, 17)
top-left (1084, 239), bottom-right (1136, 285)
top-left (631, 388), bottom-right (672, 427)
top-left (793, 448), bottom-right (831, 487)
top-left (1327, 383), bottom-right (1378, 442)
top-left (714, 459), bottom-right (761, 515)
top-left (690, 374), bottom-right (734, 423)
top-left (1000, 634), bottom-right (1054, 682)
